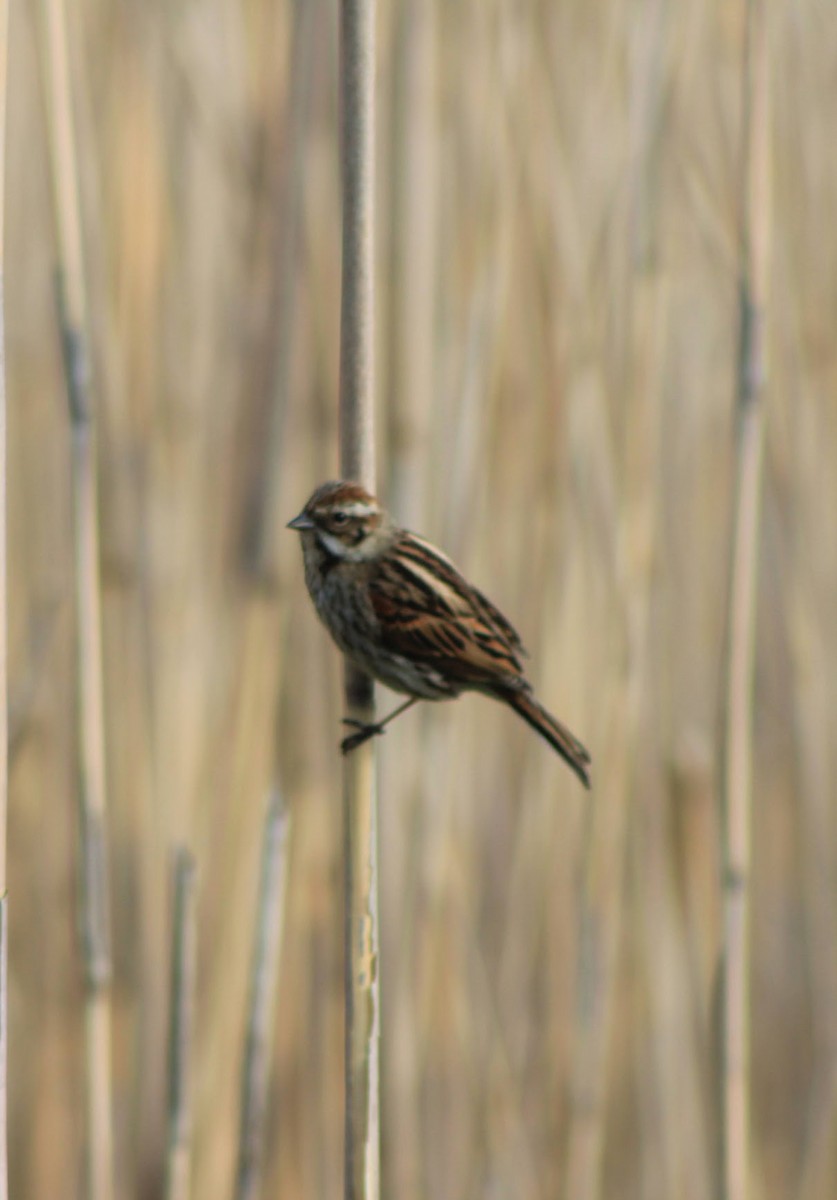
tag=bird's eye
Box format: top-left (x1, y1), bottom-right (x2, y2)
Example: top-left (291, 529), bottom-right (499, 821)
top-left (332, 511), bottom-right (348, 525)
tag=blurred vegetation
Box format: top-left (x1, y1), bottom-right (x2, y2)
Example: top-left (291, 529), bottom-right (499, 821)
top-left (6, 0), bottom-right (837, 1197)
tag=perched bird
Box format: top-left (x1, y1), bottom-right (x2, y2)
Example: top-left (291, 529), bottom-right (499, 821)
top-left (287, 481), bottom-right (591, 787)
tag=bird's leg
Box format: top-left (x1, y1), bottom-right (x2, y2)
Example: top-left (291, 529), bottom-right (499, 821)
top-left (340, 697), bottom-right (419, 754)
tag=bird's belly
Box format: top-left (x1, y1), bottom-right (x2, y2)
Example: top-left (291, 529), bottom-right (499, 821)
top-left (307, 566), bottom-right (454, 700)
top-left (336, 625), bottom-right (455, 699)
top-left (357, 651), bottom-right (455, 700)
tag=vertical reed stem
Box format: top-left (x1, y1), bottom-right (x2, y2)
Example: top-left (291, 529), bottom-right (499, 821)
top-left (386, 0), bottom-right (436, 522)
top-left (0, 901), bottom-right (6, 1200)
top-left (248, 0), bottom-right (316, 580)
top-left (0, 3), bottom-right (9, 1196)
top-left (339, 1), bottom-right (379, 1197)
top-left (74, 419), bottom-right (114, 1200)
top-left (719, 3), bottom-right (770, 1199)
top-left (165, 850), bottom-right (197, 1200)
top-left (234, 792), bottom-right (291, 1200)
top-left (40, 3), bottom-right (115, 1196)
top-left (339, 0), bottom-right (376, 488)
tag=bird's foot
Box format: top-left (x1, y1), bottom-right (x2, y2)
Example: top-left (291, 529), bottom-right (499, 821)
top-left (340, 718), bottom-right (386, 755)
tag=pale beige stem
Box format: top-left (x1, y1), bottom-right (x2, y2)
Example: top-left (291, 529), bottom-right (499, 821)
top-left (719, 3), bottom-right (770, 1198)
top-left (164, 850), bottom-right (197, 1200)
top-left (339, 1), bottom-right (379, 1196)
top-left (234, 792), bottom-right (291, 1200)
top-left (0, 0), bottom-right (6, 886)
top-left (249, 0), bottom-right (318, 581)
top-left (0, 3), bottom-right (10, 1195)
top-left (386, 0), bottom-right (437, 523)
top-left (39, 2), bottom-right (114, 1197)
top-left (339, 0), bottom-right (376, 492)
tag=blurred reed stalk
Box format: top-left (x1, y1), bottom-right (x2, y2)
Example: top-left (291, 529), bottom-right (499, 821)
top-left (39, 1), bottom-right (115, 1197)
top-left (719, 2), bottom-right (770, 1198)
top-left (385, 0), bottom-right (436, 523)
top-left (339, 0), bottom-right (379, 1196)
top-left (234, 792), bottom-right (291, 1200)
top-left (0, 3), bottom-right (8, 1197)
top-left (248, 0), bottom-right (317, 582)
top-left (565, 4), bottom-right (670, 1191)
top-left (381, 6), bottom-right (436, 1195)
top-left (165, 850), bottom-right (197, 1200)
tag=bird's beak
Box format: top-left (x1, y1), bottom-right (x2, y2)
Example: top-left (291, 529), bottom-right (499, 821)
top-left (287, 511), bottom-right (315, 531)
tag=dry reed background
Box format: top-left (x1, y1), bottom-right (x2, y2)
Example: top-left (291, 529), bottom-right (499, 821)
top-left (5, 0), bottom-right (837, 1198)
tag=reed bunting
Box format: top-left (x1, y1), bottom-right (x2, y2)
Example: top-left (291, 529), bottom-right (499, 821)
top-left (288, 481), bottom-right (591, 787)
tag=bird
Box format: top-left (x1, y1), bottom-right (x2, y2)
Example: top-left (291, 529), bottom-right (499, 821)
top-left (287, 480), bottom-right (591, 787)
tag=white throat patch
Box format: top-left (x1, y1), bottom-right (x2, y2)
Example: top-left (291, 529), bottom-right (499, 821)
top-left (318, 530), bottom-right (369, 562)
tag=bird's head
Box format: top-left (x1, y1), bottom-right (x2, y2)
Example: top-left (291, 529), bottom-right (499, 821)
top-left (287, 481), bottom-right (392, 561)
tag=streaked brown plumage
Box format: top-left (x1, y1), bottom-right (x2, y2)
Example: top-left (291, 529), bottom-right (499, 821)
top-left (287, 481), bottom-right (591, 787)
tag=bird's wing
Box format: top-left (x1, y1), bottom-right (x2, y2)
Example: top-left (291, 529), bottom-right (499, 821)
top-left (368, 532), bottom-right (526, 685)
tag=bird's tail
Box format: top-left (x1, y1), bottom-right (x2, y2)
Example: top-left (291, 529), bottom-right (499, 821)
top-left (504, 688), bottom-right (591, 788)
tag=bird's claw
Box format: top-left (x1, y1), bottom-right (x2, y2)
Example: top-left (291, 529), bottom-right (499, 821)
top-left (340, 719), bottom-right (386, 755)
top-left (341, 717), bottom-right (367, 729)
